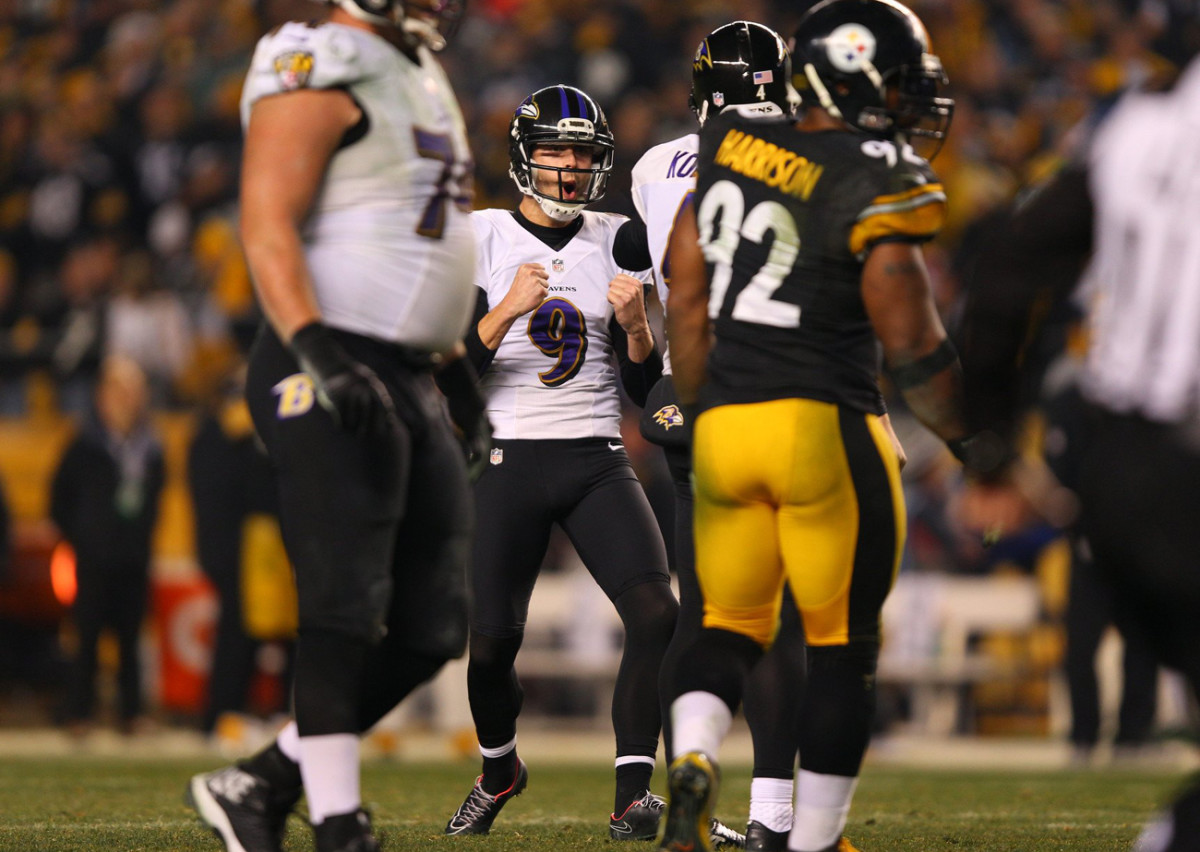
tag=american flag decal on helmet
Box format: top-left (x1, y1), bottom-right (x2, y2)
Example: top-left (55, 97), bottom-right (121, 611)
top-left (752, 70), bottom-right (774, 84)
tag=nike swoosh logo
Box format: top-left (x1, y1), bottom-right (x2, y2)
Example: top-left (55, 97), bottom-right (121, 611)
top-left (608, 442), bottom-right (623, 451)
top-left (610, 820), bottom-right (634, 834)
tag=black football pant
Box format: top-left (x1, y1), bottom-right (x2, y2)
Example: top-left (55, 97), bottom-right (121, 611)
top-left (467, 438), bottom-right (676, 764)
top-left (1078, 410), bottom-right (1200, 852)
top-left (247, 325), bottom-right (471, 739)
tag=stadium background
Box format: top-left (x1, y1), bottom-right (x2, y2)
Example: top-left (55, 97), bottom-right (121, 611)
top-left (0, 0), bottom-right (1196, 757)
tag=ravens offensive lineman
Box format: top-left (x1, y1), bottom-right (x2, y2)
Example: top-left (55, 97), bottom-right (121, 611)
top-left (658, 1), bottom-right (976, 850)
top-left (633, 22), bottom-right (809, 852)
top-left (442, 84), bottom-right (739, 847)
top-left (187, 2), bottom-right (487, 852)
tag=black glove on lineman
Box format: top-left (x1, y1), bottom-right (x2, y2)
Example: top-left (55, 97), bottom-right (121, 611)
top-left (289, 321), bottom-right (399, 437)
top-left (435, 356), bottom-right (492, 483)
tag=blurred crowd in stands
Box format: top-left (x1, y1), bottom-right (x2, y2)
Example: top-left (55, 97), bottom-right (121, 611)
top-left (0, 0), bottom-right (1196, 737)
top-left (1, 0), bottom-right (1195, 415)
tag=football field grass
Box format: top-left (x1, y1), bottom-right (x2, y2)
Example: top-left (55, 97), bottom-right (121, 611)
top-left (0, 757), bottom-right (1178, 851)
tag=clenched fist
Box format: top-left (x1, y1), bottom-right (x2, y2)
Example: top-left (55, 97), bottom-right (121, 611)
top-left (501, 263), bottom-right (551, 319)
top-left (607, 273), bottom-right (649, 334)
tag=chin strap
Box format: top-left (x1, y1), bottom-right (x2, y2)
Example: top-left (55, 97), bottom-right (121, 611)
top-left (534, 195), bottom-right (584, 222)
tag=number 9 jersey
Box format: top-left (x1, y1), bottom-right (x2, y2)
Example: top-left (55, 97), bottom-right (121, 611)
top-left (240, 21), bottom-right (476, 351)
top-left (695, 112), bottom-right (946, 415)
top-left (471, 209), bottom-right (651, 439)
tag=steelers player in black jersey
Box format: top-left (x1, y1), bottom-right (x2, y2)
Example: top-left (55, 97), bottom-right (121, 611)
top-left (656, 1), bottom-right (979, 850)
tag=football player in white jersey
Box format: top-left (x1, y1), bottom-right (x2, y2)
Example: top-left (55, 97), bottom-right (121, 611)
top-left (442, 84), bottom-right (740, 848)
top-left (187, 3), bottom-right (486, 852)
top-left (633, 22), bottom-right (807, 852)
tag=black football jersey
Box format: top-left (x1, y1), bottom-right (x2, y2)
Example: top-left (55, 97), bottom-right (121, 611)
top-left (694, 113), bottom-right (946, 414)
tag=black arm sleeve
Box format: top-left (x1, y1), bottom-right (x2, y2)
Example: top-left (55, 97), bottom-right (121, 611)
top-left (463, 287), bottom-right (495, 375)
top-left (958, 165), bottom-right (1094, 437)
top-left (609, 314), bottom-right (663, 408)
top-left (612, 218), bottom-right (653, 272)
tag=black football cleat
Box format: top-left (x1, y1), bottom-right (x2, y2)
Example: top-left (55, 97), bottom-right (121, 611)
top-left (745, 820), bottom-right (787, 851)
top-left (444, 759), bottom-right (529, 835)
top-left (611, 790), bottom-right (666, 840)
top-left (186, 764), bottom-right (300, 852)
top-left (313, 808), bottom-right (379, 852)
top-left (657, 752), bottom-right (719, 852)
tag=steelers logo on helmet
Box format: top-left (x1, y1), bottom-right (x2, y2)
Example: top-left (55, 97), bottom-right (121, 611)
top-left (826, 23), bottom-right (877, 73)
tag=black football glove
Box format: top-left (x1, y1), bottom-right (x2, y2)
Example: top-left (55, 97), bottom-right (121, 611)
top-left (289, 321), bottom-right (400, 438)
top-left (435, 356), bottom-right (492, 482)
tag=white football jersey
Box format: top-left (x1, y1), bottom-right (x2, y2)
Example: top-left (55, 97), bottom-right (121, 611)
top-left (630, 133), bottom-right (698, 374)
top-left (472, 210), bottom-right (651, 440)
top-left (241, 21), bottom-right (475, 351)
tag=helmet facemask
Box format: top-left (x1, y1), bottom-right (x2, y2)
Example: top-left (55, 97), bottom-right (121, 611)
top-left (521, 142), bottom-right (612, 222)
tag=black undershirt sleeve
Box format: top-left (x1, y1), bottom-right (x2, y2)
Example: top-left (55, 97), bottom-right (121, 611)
top-left (463, 287), bottom-right (495, 375)
top-left (610, 312), bottom-right (663, 409)
top-left (958, 164), bottom-right (1094, 436)
top-left (612, 218), bottom-right (653, 272)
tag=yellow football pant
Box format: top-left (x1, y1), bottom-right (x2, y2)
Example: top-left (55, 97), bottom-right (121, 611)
top-left (692, 398), bottom-right (906, 647)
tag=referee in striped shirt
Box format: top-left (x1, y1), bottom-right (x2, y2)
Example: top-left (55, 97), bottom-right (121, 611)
top-left (958, 54), bottom-right (1200, 852)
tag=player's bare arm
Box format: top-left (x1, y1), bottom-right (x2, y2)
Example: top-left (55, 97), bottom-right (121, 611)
top-left (862, 240), bottom-right (968, 445)
top-left (239, 88), bottom-right (362, 343)
top-left (608, 273), bottom-right (655, 363)
top-left (664, 202), bottom-right (708, 407)
top-left (477, 262), bottom-right (550, 348)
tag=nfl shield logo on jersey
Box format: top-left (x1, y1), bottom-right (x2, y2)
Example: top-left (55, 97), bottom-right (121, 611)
top-left (490, 447), bottom-right (504, 465)
top-left (713, 92), bottom-right (725, 107)
top-left (552, 258), bottom-right (565, 274)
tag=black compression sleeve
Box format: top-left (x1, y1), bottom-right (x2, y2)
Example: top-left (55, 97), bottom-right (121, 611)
top-left (463, 288), bottom-right (495, 375)
top-left (610, 316), bottom-right (663, 408)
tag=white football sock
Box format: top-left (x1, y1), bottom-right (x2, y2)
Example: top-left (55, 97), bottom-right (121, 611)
top-left (299, 733), bottom-right (361, 824)
top-left (749, 776), bottom-right (794, 833)
top-left (789, 769), bottom-right (857, 851)
top-left (277, 721), bottom-right (300, 763)
top-left (670, 691), bottom-right (733, 760)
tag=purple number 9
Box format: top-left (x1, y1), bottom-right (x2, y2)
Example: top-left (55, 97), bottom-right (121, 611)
top-left (527, 297), bottom-right (588, 386)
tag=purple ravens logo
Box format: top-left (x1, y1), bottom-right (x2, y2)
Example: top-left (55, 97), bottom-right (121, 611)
top-left (653, 404), bottom-right (685, 430)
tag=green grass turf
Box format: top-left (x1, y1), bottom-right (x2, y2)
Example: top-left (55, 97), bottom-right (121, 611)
top-left (0, 757), bottom-right (1178, 851)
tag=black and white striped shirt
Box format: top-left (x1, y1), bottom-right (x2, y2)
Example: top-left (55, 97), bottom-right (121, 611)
top-left (1080, 60), bottom-right (1200, 422)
